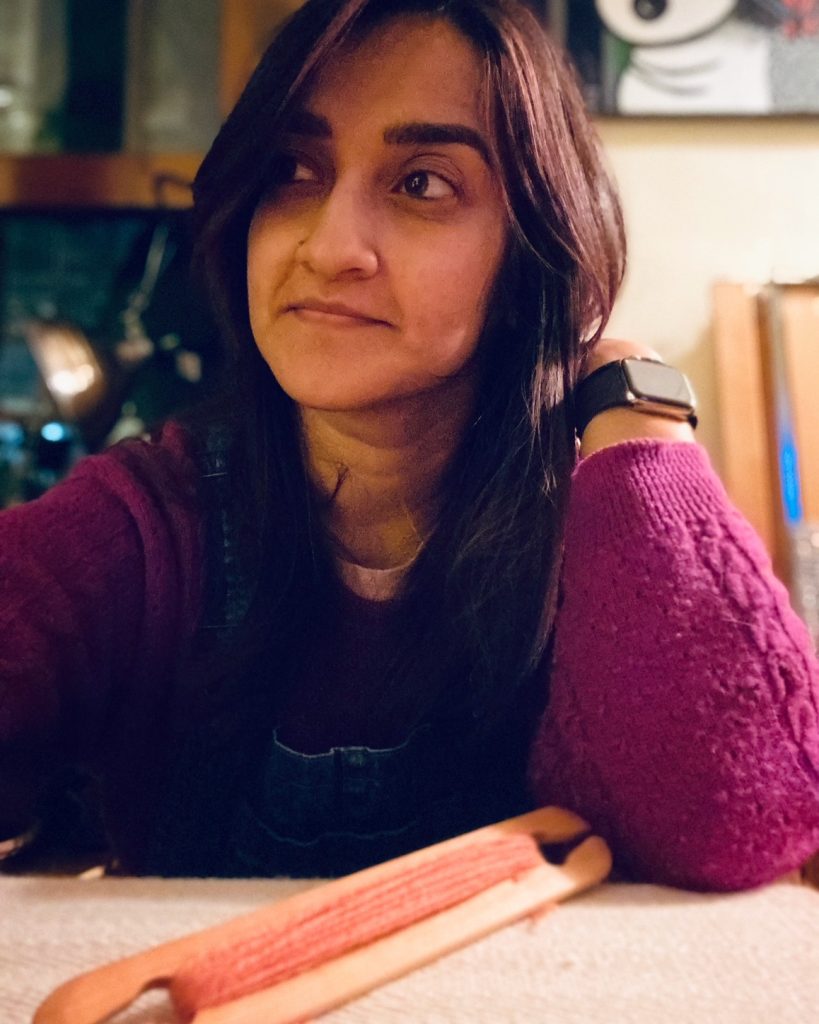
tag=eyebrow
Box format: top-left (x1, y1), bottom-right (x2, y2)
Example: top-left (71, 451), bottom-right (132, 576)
top-left (284, 110), bottom-right (493, 166)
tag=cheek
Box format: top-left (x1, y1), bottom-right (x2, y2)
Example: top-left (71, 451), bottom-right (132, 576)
top-left (400, 235), bottom-right (504, 366)
top-left (246, 215), bottom-right (293, 329)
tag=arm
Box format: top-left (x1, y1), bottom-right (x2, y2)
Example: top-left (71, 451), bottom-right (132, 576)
top-left (0, 423), bottom-right (203, 838)
top-left (527, 438), bottom-right (819, 891)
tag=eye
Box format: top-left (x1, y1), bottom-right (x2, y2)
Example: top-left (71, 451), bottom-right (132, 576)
top-left (634, 0), bottom-right (667, 19)
top-left (269, 153), bottom-right (317, 187)
top-left (399, 170), bottom-right (456, 200)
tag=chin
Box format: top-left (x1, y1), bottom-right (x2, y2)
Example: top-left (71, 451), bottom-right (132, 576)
top-left (260, 343), bottom-right (476, 417)
top-left (271, 375), bottom-right (417, 414)
top-left (281, 374), bottom-right (469, 417)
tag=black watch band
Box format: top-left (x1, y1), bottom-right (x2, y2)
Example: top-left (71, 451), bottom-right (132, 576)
top-left (575, 357), bottom-right (698, 438)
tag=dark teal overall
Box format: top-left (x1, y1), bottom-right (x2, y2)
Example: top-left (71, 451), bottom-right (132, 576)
top-left (143, 428), bottom-right (538, 878)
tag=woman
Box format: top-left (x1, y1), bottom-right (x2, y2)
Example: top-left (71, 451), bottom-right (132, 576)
top-left (1, 0), bottom-right (818, 888)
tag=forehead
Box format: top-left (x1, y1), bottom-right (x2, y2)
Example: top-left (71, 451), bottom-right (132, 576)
top-left (304, 16), bottom-right (489, 134)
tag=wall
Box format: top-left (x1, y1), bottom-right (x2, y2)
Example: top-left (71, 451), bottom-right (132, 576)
top-left (597, 119), bottom-right (819, 467)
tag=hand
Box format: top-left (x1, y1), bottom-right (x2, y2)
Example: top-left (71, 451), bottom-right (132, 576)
top-left (578, 338), bottom-right (696, 458)
top-left (580, 337), bottom-right (663, 381)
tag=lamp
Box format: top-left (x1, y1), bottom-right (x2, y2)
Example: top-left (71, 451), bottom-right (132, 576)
top-left (24, 319), bottom-right (108, 423)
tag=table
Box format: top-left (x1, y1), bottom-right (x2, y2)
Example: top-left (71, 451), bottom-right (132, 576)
top-left (2, 875), bottom-right (818, 1023)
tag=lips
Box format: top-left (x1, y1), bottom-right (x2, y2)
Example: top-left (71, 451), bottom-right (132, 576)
top-left (285, 299), bottom-right (392, 326)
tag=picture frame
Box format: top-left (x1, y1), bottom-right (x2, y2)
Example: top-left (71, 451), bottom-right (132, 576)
top-left (544, 1), bottom-right (819, 116)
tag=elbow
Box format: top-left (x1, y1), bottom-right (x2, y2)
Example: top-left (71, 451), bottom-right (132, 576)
top-left (612, 794), bottom-right (819, 893)
top-left (529, 748), bottom-right (819, 893)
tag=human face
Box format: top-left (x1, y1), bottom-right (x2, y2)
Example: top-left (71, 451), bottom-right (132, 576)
top-left (246, 16), bottom-right (508, 415)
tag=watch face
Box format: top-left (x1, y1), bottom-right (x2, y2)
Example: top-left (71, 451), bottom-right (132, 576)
top-left (623, 359), bottom-right (695, 408)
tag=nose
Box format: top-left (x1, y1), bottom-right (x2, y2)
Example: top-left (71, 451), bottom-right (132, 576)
top-left (296, 181), bottom-right (379, 281)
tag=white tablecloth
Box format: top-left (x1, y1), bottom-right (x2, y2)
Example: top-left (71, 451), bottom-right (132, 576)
top-left (2, 875), bottom-right (818, 1023)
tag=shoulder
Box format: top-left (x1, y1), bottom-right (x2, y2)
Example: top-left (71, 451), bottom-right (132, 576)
top-left (73, 419), bottom-right (202, 509)
top-left (0, 420), bottom-right (208, 672)
top-left (104, 418), bottom-right (198, 476)
top-left (14, 420), bottom-right (210, 571)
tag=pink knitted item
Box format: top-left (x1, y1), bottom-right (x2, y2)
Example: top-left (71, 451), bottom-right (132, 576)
top-left (170, 832), bottom-right (543, 1019)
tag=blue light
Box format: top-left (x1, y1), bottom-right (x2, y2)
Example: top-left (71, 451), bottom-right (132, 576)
top-left (0, 422), bottom-right (25, 446)
top-left (41, 422), bottom-right (69, 443)
top-left (779, 432), bottom-right (803, 526)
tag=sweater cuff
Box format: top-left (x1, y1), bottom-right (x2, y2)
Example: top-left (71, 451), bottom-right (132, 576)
top-left (569, 439), bottom-right (741, 547)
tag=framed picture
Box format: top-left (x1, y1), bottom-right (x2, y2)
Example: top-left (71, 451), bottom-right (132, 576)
top-left (545, 1), bottom-right (819, 116)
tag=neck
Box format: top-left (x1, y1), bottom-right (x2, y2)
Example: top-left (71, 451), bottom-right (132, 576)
top-left (300, 383), bottom-right (476, 570)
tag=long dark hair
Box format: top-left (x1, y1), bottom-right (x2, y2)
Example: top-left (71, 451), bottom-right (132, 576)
top-left (191, 0), bottom-right (626, 735)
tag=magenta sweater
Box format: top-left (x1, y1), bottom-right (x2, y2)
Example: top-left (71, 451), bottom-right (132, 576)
top-left (1, 425), bottom-right (818, 889)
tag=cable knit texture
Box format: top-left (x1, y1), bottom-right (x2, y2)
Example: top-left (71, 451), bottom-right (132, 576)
top-left (528, 439), bottom-right (819, 891)
top-left (2, 430), bottom-right (818, 888)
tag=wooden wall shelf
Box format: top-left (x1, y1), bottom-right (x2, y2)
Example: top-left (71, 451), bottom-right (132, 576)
top-left (0, 153), bottom-right (202, 209)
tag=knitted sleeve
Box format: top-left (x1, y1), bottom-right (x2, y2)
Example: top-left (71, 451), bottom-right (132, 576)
top-left (527, 439), bottom-right (819, 891)
top-left (0, 422), bottom-right (203, 832)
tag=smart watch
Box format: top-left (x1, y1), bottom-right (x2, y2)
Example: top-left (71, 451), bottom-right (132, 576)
top-left (575, 357), bottom-right (698, 438)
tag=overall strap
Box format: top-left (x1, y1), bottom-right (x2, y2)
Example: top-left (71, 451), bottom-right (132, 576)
top-left (197, 421), bottom-right (253, 637)
top-left (142, 420), bottom-right (263, 876)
